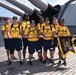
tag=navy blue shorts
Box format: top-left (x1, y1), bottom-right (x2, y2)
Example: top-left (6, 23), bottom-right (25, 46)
top-left (28, 41), bottom-right (42, 54)
top-left (22, 38), bottom-right (28, 49)
top-left (43, 40), bottom-right (55, 51)
top-left (9, 39), bottom-right (22, 54)
top-left (39, 38), bottom-right (43, 47)
top-left (4, 39), bottom-right (9, 50)
top-left (54, 38), bottom-right (58, 47)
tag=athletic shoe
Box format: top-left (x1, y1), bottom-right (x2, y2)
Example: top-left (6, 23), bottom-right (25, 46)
top-left (29, 61), bottom-right (33, 66)
top-left (63, 60), bottom-right (67, 66)
top-left (8, 60), bottom-right (13, 66)
top-left (50, 59), bottom-right (54, 65)
top-left (43, 59), bottom-right (46, 64)
top-left (20, 60), bottom-right (23, 65)
top-left (58, 60), bottom-right (61, 66)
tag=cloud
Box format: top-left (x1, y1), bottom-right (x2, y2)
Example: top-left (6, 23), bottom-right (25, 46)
top-left (46, 0), bottom-right (70, 6)
top-left (56, 0), bottom-right (70, 5)
top-left (0, 9), bottom-right (2, 12)
top-left (20, 0), bottom-right (32, 5)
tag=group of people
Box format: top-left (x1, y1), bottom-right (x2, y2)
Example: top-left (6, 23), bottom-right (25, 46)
top-left (1, 13), bottom-right (70, 66)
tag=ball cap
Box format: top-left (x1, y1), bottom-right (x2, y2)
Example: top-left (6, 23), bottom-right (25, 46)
top-left (45, 17), bottom-right (50, 21)
top-left (59, 19), bottom-right (65, 22)
top-left (12, 16), bottom-right (18, 20)
top-left (4, 17), bottom-right (9, 20)
top-left (30, 20), bottom-right (35, 24)
top-left (53, 17), bottom-right (57, 20)
top-left (23, 13), bottom-right (29, 17)
top-left (39, 17), bottom-right (44, 21)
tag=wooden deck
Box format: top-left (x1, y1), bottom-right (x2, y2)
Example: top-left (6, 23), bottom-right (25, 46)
top-left (0, 47), bottom-right (76, 75)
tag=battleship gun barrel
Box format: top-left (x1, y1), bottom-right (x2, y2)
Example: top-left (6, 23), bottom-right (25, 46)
top-left (29, 0), bottom-right (60, 19)
top-left (7, 0), bottom-right (42, 24)
top-left (0, 1), bottom-right (24, 16)
top-left (7, 0), bottom-right (34, 15)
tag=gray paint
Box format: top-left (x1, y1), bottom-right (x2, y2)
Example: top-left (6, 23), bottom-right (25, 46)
top-left (0, 23), bottom-right (4, 47)
top-left (58, 1), bottom-right (76, 35)
top-left (67, 26), bottom-right (76, 35)
top-left (61, 1), bottom-right (76, 26)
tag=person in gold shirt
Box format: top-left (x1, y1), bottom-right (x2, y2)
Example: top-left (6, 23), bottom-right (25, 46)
top-left (41, 17), bottom-right (55, 64)
top-left (8, 16), bottom-right (23, 65)
top-left (37, 17), bottom-right (45, 33)
top-left (52, 17), bottom-right (59, 48)
top-left (36, 17), bottom-right (45, 61)
top-left (1, 17), bottom-right (11, 61)
top-left (21, 13), bottom-right (30, 60)
top-left (23, 20), bottom-right (42, 65)
top-left (57, 19), bottom-right (70, 66)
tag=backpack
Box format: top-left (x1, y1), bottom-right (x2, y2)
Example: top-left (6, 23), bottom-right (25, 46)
top-left (11, 24), bottom-right (20, 29)
top-left (57, 26), bottom-right (67, 35)
top-left (10, 24), bottom-right (21, 35)
top-left (28, 27), bottom-right (37, 35)
top-left (3, 24), bottom-right (9, 32)
top-left (43, 24), bottom-right (52, 32)
top-left (22, 21), bottom-right (30, 33)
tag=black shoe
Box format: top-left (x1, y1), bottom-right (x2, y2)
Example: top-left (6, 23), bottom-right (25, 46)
top-left (8, 60), bottom-right (13, 66)
top-left (29, 61), bottom-right (33, 66)
top-left (58, 61), bottom-right (61, 66)
top-left (63, 60), bottom-right (67, 66)
top-left (39, 58), bottom-right (43, 62)
top-left (43, 59), bottom-right (46, 64)
top-left (20, 60), bottom-right (23, 65)
top-left (7, 59), bottom-right (10, 63)
top-left (50, 59), bottom-right (54, 65)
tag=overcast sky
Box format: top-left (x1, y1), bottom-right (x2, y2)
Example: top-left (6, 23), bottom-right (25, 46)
top-left (0, 0), bottom-right (69, 18)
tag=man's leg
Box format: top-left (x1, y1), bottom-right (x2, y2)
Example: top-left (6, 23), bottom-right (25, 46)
top-left (43, 50), bottom-right (47, 63)
top-left (37, 41), bottom-right (43, 62)
top-left (43, 40), bottom-right (48, 63)
top-left (18, 51), bottom-right (21, 60)
top-left (50, 50), bottom-right (55, 64)
top-left (4, 39), bottom-right (10, 60)
top-left (29, 54), bottom-right (33, 65)
top-left (23, 48), bottom-right (27, 59)
top-left (38, 52), bottom-right (43, 62)
top-left (18, 51), bottom-right (23, 65)
top-left (6, 49), bottom-right (10, 60)
top-left (8, 51), bottom-right (14, 66)
top-left (28, 42), bottom-right (35, 65)
top-left (49, 40), bottom-right (55, 65)
top-left (22, 39), bottom-right (28, 59)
